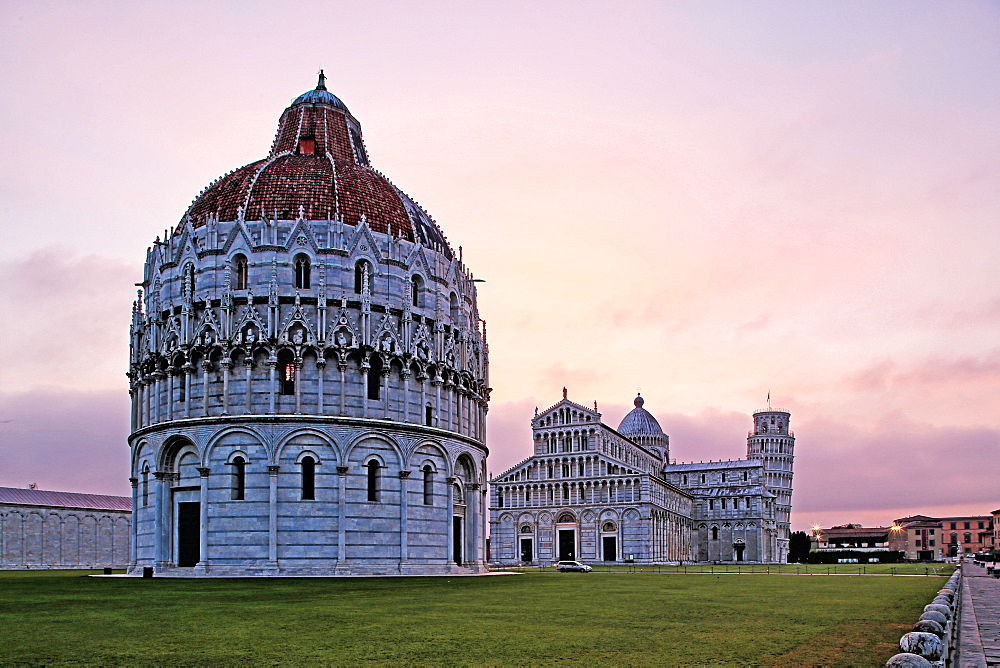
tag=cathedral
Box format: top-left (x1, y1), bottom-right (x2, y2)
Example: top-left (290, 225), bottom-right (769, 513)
top-left (489, 393), bottom-right (795, 564)
top-left (127, 74), bottom-right (490, 575)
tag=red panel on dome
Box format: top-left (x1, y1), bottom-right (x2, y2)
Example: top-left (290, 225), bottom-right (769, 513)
top-left (180, 88), bottom-right (434, 244)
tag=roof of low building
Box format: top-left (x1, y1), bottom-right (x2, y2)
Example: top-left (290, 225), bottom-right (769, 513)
top-left (0, 486), bottom-right (131, 512)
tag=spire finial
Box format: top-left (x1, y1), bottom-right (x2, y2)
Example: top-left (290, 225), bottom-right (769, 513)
top-left (562, 387), bottom-right (567, 400)
top-left (317, 69), bottom-right (327, 91)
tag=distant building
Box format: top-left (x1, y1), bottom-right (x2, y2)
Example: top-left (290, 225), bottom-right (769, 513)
top-left (489, 393), bottom-right (795, 564)
top-left (890, 514), bottom-right (995, 560)
top-left (0, 486), bottom-right (131, 569)
top-left (811, 525), bottom-right (891, 553)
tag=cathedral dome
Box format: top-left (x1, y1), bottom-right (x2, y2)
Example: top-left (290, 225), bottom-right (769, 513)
top-left (181, 71), bottom-right (451, 256)
top-left (618, 394), bottom-right (665, 436)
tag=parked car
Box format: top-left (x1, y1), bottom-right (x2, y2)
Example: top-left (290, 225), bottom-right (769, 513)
top-left (556, 560), bottom-right (592, 572)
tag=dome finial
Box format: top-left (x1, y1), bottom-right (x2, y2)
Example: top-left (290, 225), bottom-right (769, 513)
top-left (634, 391), bottom-right (644, 408)
top-left (316, 69), bottom-right (327, 91)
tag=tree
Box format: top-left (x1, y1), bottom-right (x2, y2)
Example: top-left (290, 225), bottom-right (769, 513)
top-left (789, 530), bottom-right (811, 563)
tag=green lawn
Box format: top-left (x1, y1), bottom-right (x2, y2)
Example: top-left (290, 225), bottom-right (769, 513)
top-left (0, 569), bottom-right (942, 665)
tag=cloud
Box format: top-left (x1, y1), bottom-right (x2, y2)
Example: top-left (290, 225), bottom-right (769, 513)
top-left (0, 248), bottom-right (136, 392)
top-left (0, 388), bottom-right (131, 496)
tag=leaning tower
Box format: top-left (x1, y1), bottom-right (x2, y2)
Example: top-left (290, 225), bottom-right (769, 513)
top-left (127, 74), bottom-right (490, 576)
top-left (746, 408), bottom-right (795, 563)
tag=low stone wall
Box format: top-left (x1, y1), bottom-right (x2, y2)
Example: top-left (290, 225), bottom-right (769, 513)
top-left (885, 570), bottom-right (961, 667)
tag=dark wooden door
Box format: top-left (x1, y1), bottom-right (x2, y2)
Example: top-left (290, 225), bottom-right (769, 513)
top-left (520, 538), bottom-right (533, 563)
top-left (558, 529), bottom-right (575, 560)
top-left (602, 536), bottom-right (617, 562)
top-left (177, 502), bottom-right (200, 567)
top-left (452, 516), bottom-right (463, 565)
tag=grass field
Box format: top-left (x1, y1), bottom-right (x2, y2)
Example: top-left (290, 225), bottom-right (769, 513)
top-left (0, 569), bottom-right (944, 665)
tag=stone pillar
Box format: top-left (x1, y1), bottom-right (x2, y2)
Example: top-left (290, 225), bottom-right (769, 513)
top-left (294, 360), bottom-right (303, 414)
top-left (381, 366), bottom-right (391, 418)
top-left (401, 369), bottom-right (411, 422)
top-left (316, 358), bottom-right (326, 414)
top-left (183, 364), bottom-right (194, 418)
top-left (433, 377), bottom-right (443, 428)
top-left (267, 465), bottom-right (280, 569)
top-left (128, 477), bottom-right (138, 570)
top-left (399, 470), bottom-right (410, 569)
top-left (196, 467), bottom-right (210, 573)
top-left (153, 471), bottom-right (172, 569)
top-left (467, 483), bottom-right (481, 568)
top-left (165, 369), bottom-right (175, 421)
top-left (152, 370), bottom-right (164, 424)
top-left (338, 360), bottom-right (347, 416)
top-left (446, 476), bottom-right (457, 568)
top-left (221, 359), bottom-right (231, 415)
top-left (267, 359), bottom-right (277, 414)
top-left (360, 364), bottom-right (369, 419)
top-left (336, 465), bottom-right (349, 571)
top-left (201, 359), bottom-right (211, 416)
top-left (244, 359), bottom-right (253, 414)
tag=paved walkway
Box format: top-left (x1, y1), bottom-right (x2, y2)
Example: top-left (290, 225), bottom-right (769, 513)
top-left (958, 562), bottom-right (1000, 667)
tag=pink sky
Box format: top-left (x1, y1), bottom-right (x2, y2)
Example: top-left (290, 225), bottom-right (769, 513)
top-left (1, 2), bottom-right (997, 531)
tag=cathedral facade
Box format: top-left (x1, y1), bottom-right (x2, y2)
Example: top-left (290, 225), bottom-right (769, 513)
top-left (489, 394), bottom-right (794, 564)
top-left (127, 75), bottom-right (489, 576)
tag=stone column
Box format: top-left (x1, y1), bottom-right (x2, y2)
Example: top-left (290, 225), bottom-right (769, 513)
top-left (381, 366), bottom-right (391, 418)
top-left (244, 359), bottom-right (253, 414)
top-left (467, 483), bottom-right (481, 568)
top-left (165, 369), bottom-right (175, 421)
top-left (316, 358), bottom-right (326, 415)
top-left (418, 373), bottom-right (428, 425)
top-left (267, 359), bottom-right (277, 414)
top-left (221, 359), bottom-right (231, 415)
top-left (183, 364), bottom-right (194, 418)
top-left (128, 477), bottom-right (138, 570)
top-left (201, 359), bottom-right (211, 416)
top-left (433, 377), bottom-right (443, 428)
top-left (196, 467), bottom-right (210, 573)
top-left (398, 470), bottom-right (410, 569)
top-left (360, 364), bottom-right (370, 419)
top-left (267, 465), bottom-right (280, 569)
top-left (446, 477), bottom-right (456, 568)
top-left (153, 471), bottom-right (172, 569)
top-left (152, 370), bottom-right (164, 424)
top-left (294, 360), bottom-right (303, 414)
top-left (338, 360), bottom-right (347, 416)
top-left (336, 465), bottom-right (349, 571)
top-left (401, 369), bottom-right (411, 422)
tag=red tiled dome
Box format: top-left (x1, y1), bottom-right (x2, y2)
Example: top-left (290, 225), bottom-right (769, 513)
top-left (182, 74), bottom-right (450, 253)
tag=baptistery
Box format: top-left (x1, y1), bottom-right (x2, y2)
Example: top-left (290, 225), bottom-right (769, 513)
top-left (127, 73), bottom-right (489, 575)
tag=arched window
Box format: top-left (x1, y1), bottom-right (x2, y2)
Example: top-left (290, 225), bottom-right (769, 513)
top-left (354, 260), bottom-right (371, 294)
top-left (367, 355), bottom-right (382, 400)
top-left (411, 275), bottom-right (423, 308)
top-left (233, 254), bottom-right (249, 290)
top-left (711, 526), bottom-right (719, 541)
top-left (294, 254), bottom-right (311, 289)
top-left (524, 489), bottom-right (530, 504)
top-left (366, 459), bottom-right (380, 502)
top-left (422, 465), bottom-right (433, 505)
top-left (602, 521), bottom-right (616, 532)
top-left (232, 456), bottom-right (246, 500)
top-left (278, 350), bottom-right (295, 395)
top-left (425, 404), bottom-right (433, 427)
top-left (300, 456), bottom-right (316, 500)
top-left (449, 292), bottom-right (460, 322)
top-left (558, 513), bottom-right (574, 523)
top-left (141, 464), bottom-right (149, 507)
top-left (520, 524), bottom-right (533, 534)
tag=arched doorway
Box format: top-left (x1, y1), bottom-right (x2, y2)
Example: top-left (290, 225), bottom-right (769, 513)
top-left (556, 512), bottom-right (577, 561)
